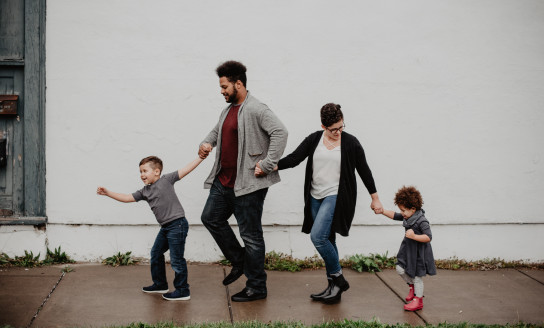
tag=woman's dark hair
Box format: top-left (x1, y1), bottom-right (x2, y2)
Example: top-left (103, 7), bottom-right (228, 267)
top-left (394, 186), bottom-right (424, 210)
top-left (139, 156), bottom-right (163, 174)
top-left (216, 60), bottom-right (247, 87)
top-left (320, 103), bottom-right (344, 127)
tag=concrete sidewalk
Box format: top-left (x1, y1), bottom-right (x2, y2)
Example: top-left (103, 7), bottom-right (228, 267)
top-left (1, 264), bottom-right (543, 328)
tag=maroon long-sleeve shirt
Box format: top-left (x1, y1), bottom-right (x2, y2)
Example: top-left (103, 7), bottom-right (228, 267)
top-left (218, 104), bottom-right (241, 188)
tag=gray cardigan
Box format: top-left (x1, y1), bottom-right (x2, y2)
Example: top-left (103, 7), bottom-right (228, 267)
top-left (201, 92), bottom-right (288, 196)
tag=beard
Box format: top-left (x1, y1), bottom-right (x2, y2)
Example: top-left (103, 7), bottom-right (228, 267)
top-left (225, 88), bottom-right (238, 103)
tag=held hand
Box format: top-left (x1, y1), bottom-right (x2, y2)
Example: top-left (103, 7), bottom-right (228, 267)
top-left (371, 199), bottom-right (383, 214)
top-left (97, 186), bottom-right (108, 196)
top-left (254, 160), bottom-right (267, 177)
top-left (198, 143), bottom-right (212, 159)
top-left (405, 229), bottom-right (415, 239)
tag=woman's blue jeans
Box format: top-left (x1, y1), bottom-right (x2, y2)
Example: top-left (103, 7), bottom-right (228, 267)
top-left (150, 217), bottom-right (189, 293)
top-left (310, 195), bottom-right (341, 276)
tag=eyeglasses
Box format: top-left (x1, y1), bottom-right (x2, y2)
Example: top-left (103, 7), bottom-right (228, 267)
top-left (326, 123), bottom-right (345, 134)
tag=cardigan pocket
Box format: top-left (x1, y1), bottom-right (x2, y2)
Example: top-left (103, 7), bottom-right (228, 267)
top-left (247, 149), bottom-right (263, 169)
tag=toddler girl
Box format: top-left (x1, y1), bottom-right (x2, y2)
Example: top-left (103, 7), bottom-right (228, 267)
top-left (379, 186), bottom-right (436, 311)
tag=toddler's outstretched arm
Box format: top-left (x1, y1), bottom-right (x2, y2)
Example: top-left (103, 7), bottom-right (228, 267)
top-left (178, 157), bottom-right (205, 180)
top-left (379, 209), bottom-right (396, 219)
top-left (97, 186), bottom-right (135, 203)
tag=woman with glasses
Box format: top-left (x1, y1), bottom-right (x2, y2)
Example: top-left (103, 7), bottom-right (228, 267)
top-left (256, 103), bottom-right (383, 304)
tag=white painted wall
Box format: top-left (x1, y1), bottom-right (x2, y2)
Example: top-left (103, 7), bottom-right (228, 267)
top-left (4, 0), bottom-right (544, 262)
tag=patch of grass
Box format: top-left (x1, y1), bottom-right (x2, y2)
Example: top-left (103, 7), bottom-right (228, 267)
top-left (43, 246), bottom-right (75, 265)
top-left (218, 251), bottom-right (544, 273)
top-left (435, 257), bottom-right (544, 271)
top-left (0, 247), bottom-right (75, 268)
top-left (106, 320), bottom-right (544, 328)
top-left (0, 253), bottom-right (11, 266)
top-left (343, 252), bottom-right (396, 273)
top-left (102, 251), bottom-right (139, 267)
top-left (218, 258), bottom-right (231, 266)
top-left (265, 251), bottom-right (325, 272)
top-left (221, 251), bottom-right (397, 273)
top-left (12, 250), bottom-right (41, 267)
top-left (221, 252), bottom-right (325, 272)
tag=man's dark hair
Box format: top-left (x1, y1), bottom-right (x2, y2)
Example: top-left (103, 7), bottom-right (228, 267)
top-left (394, 186), bottom-right (424, 210)
top-left (216, 60), bottom-right (247, 87)
top-left (320, 103), bottom-right (344, 127)
top-left (139, 156), bottom-right (163, 174)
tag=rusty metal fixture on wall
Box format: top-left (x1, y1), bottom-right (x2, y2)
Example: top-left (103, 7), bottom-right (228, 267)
top-left (0, 95), bottom-right (18, 115)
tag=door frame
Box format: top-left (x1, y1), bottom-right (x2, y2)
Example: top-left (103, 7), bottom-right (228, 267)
top-left (0, 0), bottom-right (46, 224)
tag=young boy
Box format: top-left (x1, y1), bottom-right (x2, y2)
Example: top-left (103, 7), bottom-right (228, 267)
top-left (97, 155), bottom-right (203, 301)
top-left (378, 186), bottom-right (436, 311)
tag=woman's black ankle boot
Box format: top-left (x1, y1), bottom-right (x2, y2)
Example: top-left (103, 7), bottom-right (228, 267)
top-left (321, 274), bottom-right (350, 304)
top-left (310, 278), bottom-right (333, 300)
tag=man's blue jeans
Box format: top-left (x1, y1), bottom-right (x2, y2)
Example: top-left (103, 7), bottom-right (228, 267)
top-left (310, 195), bottom-right (341, 276)
top-left (150, 217), bottom-right (189, 293)
top-left (201, 178), bottom-right (268, 293)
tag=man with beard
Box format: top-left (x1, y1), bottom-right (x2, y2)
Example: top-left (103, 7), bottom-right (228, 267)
top-left (198, 60), bottom-right (288, 302)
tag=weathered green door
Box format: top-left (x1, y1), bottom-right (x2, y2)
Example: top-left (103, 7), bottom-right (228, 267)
top-left (0, 0), bottom-right (45, 221)
top-left (0, 1), bottom-right (25, 216)
top-left (0, 68), bottom-right (24, 216)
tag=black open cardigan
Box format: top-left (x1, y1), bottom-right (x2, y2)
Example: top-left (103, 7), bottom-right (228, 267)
top-left (277, 131), bottom-right (377, 236)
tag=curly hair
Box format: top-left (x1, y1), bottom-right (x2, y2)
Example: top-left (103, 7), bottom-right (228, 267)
top-left (216, 60), bottom-right (247, 87)
top-left (139, 156), bottom-right (163, 174)
top-left (320, 103), bottom-right (344, 127)
top-left (394, 186), bottom-right (424, 210)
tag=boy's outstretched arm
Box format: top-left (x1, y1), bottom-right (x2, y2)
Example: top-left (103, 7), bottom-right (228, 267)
top-left (178, 157), bottom-right (205, 180)
top-left (97, 187), bottom-right (135, 203)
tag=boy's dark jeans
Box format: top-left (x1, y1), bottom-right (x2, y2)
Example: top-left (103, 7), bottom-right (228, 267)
top-left (150, 217), bottom-right (189, 293)
top-left (201, 178), bottom-right (268, 293)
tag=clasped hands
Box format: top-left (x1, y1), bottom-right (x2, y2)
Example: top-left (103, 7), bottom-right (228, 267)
top-left (198, 143), bottom-right (212, 159)
top-left (198, 145), bottom-right (267, 177)
top-left (201, 146), bottom-right (383, 215)
top-left (371, 199), bottom-right (383, 215)
top-left (254, 160), bottom-right (266, 177)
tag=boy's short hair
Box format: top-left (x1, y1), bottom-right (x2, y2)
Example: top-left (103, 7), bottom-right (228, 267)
top-left (394, 186), bottom-right (423, 210)
top-left (216, 60), bottom-right (247, 87)
top-left (320, 103), bottom-right (344, 127)
top-left (139, 156), bottom-right (163, 174)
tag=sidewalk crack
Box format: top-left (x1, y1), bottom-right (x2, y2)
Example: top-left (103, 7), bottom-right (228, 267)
top-left (223, 267), bottom-right (234, 324)
top-left (27, 271), bottom-right (66, 328)
top-left (375, 272), bottom-right (428, 325)
top-left (516, 269), bottom-right (544, 285)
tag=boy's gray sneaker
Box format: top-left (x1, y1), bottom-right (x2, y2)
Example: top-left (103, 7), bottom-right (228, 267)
top-left (142, 284), bottom-right (169, 294)
top-left (162, 289), bottom-right (190, 301)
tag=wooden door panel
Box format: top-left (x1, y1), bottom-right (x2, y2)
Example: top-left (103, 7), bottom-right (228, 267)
top-left (0, 67), bottom-right (24, 215)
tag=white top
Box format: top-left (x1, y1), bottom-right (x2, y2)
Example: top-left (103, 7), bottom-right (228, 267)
top-left (311, 134), bottom-right (341, 199)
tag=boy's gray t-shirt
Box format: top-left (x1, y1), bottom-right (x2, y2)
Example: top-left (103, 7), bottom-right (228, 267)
top-left (132, 171), bottom-right (185, 226)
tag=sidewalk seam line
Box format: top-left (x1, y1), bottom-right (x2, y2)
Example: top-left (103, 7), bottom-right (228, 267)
top-left (516, 269), bottom-right (544, 286)
top-left (375, 272), bottom-right (428, 325)
top-left (27, 271), bottom-right (66, 328)
top-left (223, 267), bottom-right (234, 324)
